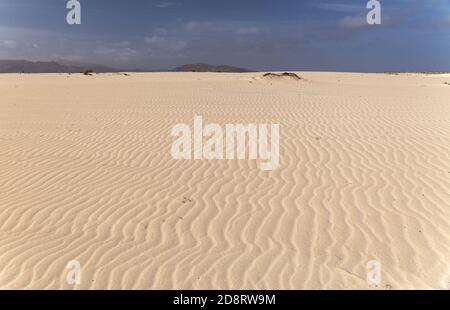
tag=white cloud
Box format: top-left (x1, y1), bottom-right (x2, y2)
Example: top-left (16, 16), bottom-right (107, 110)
top-left (310, 2), bottom-right (363, 12)
top-left (155, 2), bottom-right (178, 8)
top-left (154, 28), bottom-right (169, 36)
top-left (3, 39), bottom-right (17, 49)
top-left (144, 36), bottom-right (187, 52)
top-left (338, 16), bottom-right (368, 29)
top-left (237, 26), bottom-right (260, 35)
top-left (94, 46), bottom-right (137, 60)
top-left (144, 36), bottom-right (163, 45)
top-left (185, 21), bottom-right (211, 32)
top-left (111, 41), bottom-right (130, 48)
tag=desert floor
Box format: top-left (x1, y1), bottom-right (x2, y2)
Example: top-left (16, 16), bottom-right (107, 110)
top-left (0, 72), bottom-right (449, 289)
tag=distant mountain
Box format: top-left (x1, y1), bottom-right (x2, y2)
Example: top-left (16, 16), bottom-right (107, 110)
top-left (0, 60), bottom-right (119, 73)
top-left (173, 63), bottom-right (252, 73)
top-left (0, 60), bottom-right (252, 73)
top-left (57, 60), bottom-right (120, 73)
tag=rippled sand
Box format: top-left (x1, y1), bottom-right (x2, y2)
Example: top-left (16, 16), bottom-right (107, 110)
top-left (0, 72), bottom-right (449, 289)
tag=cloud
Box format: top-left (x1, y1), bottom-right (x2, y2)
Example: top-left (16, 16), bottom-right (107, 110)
top-left (185, 21), bottom-right (211, 32)
top-left (94, 46), bottom-right (137, 60)
top-left (237, 26), bottom-right (259, 35)
top-left (144, 36), bottom-right (164, 44)
top-left (310, 2), bottom-right (363, 13)
top-left (111, 41), bottom-right (130, 48)
top-left (155, 2), bottom-right (178, 8)
top-left (144, 36), bottom-right (187, 53)
top-left (338, 16), bottom-right (368, 28)
top-left (2, 39), bottom-right (17, 49)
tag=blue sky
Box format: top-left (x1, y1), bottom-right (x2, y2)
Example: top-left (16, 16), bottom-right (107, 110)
top-left (0, 0), bottom-right (449, 71)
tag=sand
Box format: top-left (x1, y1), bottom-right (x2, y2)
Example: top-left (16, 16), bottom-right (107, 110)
top-left (0, 72), bottom-right (449, 289)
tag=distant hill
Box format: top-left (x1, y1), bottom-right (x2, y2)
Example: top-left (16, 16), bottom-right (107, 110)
top-left (0, 60), bottom-right (119, 73)
top-left (173, 63), bottom-right (252, 73)
top-left (0, 60), bottom-right (252, 73)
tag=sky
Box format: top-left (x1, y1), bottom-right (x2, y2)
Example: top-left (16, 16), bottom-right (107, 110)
top-left (0, 0), bottom-right (449, 71)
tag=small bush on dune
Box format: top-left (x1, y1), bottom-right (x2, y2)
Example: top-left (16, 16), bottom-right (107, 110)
top-left (263, 72), bottom-right (302, 80)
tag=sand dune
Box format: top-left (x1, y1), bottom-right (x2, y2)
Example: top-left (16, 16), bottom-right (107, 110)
top-left (0, 72), bottom-right (449, 289)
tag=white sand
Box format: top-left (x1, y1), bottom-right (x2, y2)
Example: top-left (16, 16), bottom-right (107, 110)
top-left (0, 72), bottom-right (449, 289)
